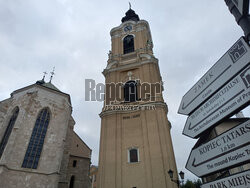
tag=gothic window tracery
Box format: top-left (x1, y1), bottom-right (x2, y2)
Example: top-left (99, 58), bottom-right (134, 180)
top-left (0, 107), bottom-right (19, 158)
top-left (22, 107), bottom-right (50, 169)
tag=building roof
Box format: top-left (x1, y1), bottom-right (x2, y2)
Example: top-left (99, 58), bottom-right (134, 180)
top-left (36, 79), bottom-right (60, 92)
top-left (69, 131), bottom-right (92, 159)
top-left (11, 79), bottom-right (71, 105)
top-left (121, 8), bottom-right (140, 23)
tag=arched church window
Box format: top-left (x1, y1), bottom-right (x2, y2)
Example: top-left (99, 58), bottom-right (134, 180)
top-left (128, 148), bottom-right (139, 163)
top-left (69, 175), bottom-right (75, 188)
top-left (123, 35), bottom-right (134, 54)
top-left (22, 107), bottom-right (50, 169)
top-left (124, 80), bottom-right (137, 102)
top-left (0, 107), bottom-right (19, 158)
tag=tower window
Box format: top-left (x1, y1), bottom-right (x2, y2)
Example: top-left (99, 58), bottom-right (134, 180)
top-left (22, 108), bottom-right (50, 169)
top-left (128, 148), bottom-right (139, 163)
top-left (73, 160), bottom-right (77, 167)
top-left (0, 107), bottom-right (19, 158)
top-left (123, 35), bottom-right (134, 54)
top-left (124, 80), bottom-right (137, 102)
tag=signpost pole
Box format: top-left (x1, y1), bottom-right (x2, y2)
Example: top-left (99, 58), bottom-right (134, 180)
top-left (225, 0), bottom-right (250, 41)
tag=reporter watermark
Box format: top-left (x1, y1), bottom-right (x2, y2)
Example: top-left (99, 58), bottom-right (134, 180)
top-left (85, 79), bottom-right (163, 103)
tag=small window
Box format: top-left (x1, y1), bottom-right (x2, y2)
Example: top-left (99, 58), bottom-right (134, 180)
top-left (73, 160), bottom-right (77, 167)
top-left (128, 148), bottom-right (139, 163)
top-left (123, 35), bottom-right (134, 54)
top-left (124, 81), bottom-right (137, 102)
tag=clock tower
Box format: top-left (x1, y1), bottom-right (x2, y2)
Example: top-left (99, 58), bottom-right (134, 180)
top-left (97, 8), bottom-right (179, 188)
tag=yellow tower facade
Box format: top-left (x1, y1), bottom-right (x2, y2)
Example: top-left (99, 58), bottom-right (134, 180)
top-left (97, 8), bottom-right (179, 188)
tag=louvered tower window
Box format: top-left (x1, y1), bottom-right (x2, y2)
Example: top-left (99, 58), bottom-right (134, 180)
top-left (0, 107), bottom-right (19, 158)
top-left (124, 80), bottom-right (137, 102)
top-left (22, 108), bottom-right (50, 169)
top-left (123, 35), bottom-right (134, 54)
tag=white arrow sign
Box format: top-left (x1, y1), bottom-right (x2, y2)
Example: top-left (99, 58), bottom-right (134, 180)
top-left (183, 65), bottom-right (250, 138)
top-left (178, 37), bottom-right (250, 115)
top-left (186, 120), bottom-right (250, 177)
top-left (201, 170), bottom-right (250, 188)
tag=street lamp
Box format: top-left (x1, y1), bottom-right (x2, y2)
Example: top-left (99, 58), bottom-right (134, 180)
top-left (179, 171), bottom-right (185, 186)
top-left (168, 169), bottom-right (185, 187)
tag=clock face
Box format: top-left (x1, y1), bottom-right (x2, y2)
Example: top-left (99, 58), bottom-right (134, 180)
top-left (124, 25), bottom-right (132, 32)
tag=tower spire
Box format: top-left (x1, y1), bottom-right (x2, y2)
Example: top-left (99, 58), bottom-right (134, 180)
top-left (49, 67), bottom-right (55, 83)
top-left (121, 5), bottom-right (140, 23)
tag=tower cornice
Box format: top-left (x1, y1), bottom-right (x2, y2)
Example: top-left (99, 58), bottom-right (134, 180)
top-left (99, 101), bottom-right (168, 118)
top-left (103, 56), bottom-right (158, 76)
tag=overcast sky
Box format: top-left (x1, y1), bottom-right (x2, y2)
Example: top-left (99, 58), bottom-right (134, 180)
top-left (0, 0), bottom-right (248, 182)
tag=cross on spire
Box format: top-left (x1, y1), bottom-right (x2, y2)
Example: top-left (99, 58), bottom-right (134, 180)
top-left (129, 2), bottom-right (131, 9)
top-left (42, 71), bottom-right (47, 81)
top-left (49, 67), bottom-right (55, 83)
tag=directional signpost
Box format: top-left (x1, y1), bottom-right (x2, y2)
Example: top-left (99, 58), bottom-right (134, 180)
top-left (201, 170), bottom-right (250, 188)
top-left (178, 37), bottom-right (250, 115)
top-left (186, 120), bottom-right (250, 177)
top-left (179, 1), bottom-right (250, 185)
top-left (183, 64), bottom-right (250, 138)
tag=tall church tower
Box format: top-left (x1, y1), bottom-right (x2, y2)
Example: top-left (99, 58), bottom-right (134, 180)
top-left (97, 8), bottom-right (178, 188)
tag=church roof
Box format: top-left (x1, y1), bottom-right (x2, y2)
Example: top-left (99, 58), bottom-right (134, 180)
top-left (121, 8), bottom-right (140, 23)
top-left (36, 80), bottom-right (61, 92)
top-left (10, 79), bottom-right (71, 106)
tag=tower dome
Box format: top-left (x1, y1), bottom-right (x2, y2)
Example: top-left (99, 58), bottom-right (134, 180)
top-left (121, 8), bottom-right (140, 23)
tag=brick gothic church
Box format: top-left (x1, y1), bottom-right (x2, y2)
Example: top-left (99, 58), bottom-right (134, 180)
top-left (0, 78), bottom-right (91, 188)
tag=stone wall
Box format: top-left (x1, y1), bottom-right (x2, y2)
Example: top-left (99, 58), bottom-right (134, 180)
top-left (66, 156), bottom-right (91, 188)
top-left (0, 165), bottom-right (59, 188)
top-left (0, 84), bottom-right (72, 188)
top-left (0, 84), bottom-right (92, 188)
